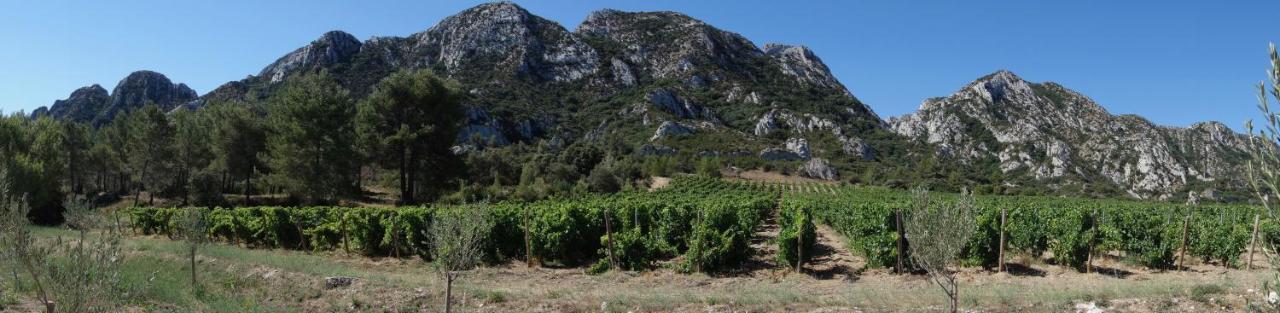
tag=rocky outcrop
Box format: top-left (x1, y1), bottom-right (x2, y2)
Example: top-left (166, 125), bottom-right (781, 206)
top-left (109, 71), bottom-right (197, 111)
top-left (764, 44), bottom-right (845, 92)
top-left (785, 138), bottom-right (812, 160)
top-left (43, 84), bottom-right (110, 123)
top-left (760, 138), bottom-right (812, 161)
top-left (798, 158), bottom-right (838, 181)
top-left (37, 71), bottom-right (196, 125)
top-left (261, 31), bottom-right (363, 83)
top-left (760, 148), bottom-right (804, 161)
top-left (647, 88), bottom-right (715, 121)
top-left (891, 70), bottom-right (1248, 199)
top-left (576, 9), bottom-right (761, 86)
top-left (650, 121), bottom-right (695, 141)
top-left (411, 2), bottom-right (599, 82)
top-left (755, 109), bottom-right (875, 160)
top-left (457, 107), bottom-right (512, 147)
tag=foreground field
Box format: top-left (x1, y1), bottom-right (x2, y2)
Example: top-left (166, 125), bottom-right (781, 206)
top-left (5, 177), bottom-right (1280, 312)
top-left (1, 227), bottom-right (1274, 312)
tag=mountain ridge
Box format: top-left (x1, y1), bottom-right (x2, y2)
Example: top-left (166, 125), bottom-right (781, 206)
top-left (28, 2), bottom-right (1247, 201)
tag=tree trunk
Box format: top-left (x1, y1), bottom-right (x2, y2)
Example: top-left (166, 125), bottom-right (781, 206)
top-left (190, 246), bottom-right (198, 286)
top-left (445, 273), bottom-right (455, 313)
top-left (244, 166), bottom-right (252, 206)
top-left (951, 284), bottom-right (959, 313)
top-left (399, 147), bottom-right (409, 204)
top-left (407, 149), bottom-right (417, 205)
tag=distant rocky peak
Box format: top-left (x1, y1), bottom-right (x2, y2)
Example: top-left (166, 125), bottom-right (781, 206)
top-left (43, 83), bottom-right (111, 123)
top-left (114, 70), bottom-right (195, 98)
top-left (763, 43), bottom-right (844, 91)
top-left (966, 70), bottom-right (1035, 104)
top-left (259, 30), bottom-right (363, 83)
top-left (412, 0), bottom-right (598, 82)
top-left (575, 8), bottom-right (761, 85)
top-left (111, 70), bottom-right (197, 106)
top-left (577, 9), bottom-right (706, 36)
top-left (439, 1), bottom-right (535, 27)
top-left (73, 84), bottom-right (109, 97)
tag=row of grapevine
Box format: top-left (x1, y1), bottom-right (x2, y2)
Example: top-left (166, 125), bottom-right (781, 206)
top-left (776, 194), bottom-right (816, 268)
top-left (127, 176), bottom-right (772, 273)
top-left (788, 186), bottom-right (1272, 271)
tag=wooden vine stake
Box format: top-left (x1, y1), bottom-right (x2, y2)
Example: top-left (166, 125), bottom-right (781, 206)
top-left (1249, 214), bottom-right (1261, 270)
top-left (796, 210), bottom-right (805, 273)
top-left (1179, 215), bottom-right (1190, 271)
top-left (998, 208), bottom-right (1006, 273)
top-left (605, 207), bottom-right (616, 270)
top-left (341, 213), bottom-right (350, 256)
top-left (895, 209), bottom-right (905, 274)
top-left (524, 205), bottom-right (533, 268)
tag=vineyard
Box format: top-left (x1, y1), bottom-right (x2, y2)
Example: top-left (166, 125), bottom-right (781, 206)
top-left (127, 176), bottom-right (1277, 275)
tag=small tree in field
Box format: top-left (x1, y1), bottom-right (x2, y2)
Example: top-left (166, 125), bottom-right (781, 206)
top-left (48, 196), bottom-right (125, 313)
top-left (0, 169), bottom-right (54, 312)
top-left (904, 187), bottom-right (976, 313)
top-left (1246, 43), bottom-right (1280, 312)
top-left (178, 208), bottom-right (208, 287)
top-left (430, 206), bottom-right (491, 313)
top-left (1248, 44), bottom-right (1280, 217)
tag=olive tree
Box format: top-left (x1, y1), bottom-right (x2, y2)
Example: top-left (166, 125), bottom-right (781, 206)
top-left (47, 196), bottom-right (125, 313)
top-left (178, 208), bottom-right (208, 287)
top-left (1248, 44), bottom-right (1280, 218)
top-left (430, 205), bottom-right (492, 313)
top-left (1247, 43), bottom-right (1280, 312)
top-left (0, 169), bottom-right (54, 312)
top-left (904, 187), bottom-right (976, 313)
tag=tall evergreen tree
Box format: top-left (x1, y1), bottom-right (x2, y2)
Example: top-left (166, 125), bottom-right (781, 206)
top-left (356, 69), bottom-right (465, 204)
top-left (209, 102), bottom-right (267, 204)
top-left (126, 104), bottom-right (176, 206)
top-left (171, 109), bottom-right (215, 204)
top-left (266, 72), bottom-right (358, 203)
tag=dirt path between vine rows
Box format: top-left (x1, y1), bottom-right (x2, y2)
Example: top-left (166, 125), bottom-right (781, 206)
top-left (806, 224), bottom-right (862, 281)
top-left (741, 192), bottom-right (783, 277)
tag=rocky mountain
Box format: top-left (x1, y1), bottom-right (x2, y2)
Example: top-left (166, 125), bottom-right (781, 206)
top-left (30, 2), bottom-right (1252, 201)
top-left (183, 2), bottom-right (889, 163)
top-left (890, 70), bottom-right (1249, 200)
top-left (36, 84), bottom-right (110, 123)
top-left (35, 70), bottom-right (197, 126)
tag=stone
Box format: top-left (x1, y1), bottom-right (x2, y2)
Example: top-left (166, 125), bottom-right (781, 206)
top-left (784, 138), bottom-right (812, 160)
top-left (324, 276), bottom-right (356, 289)
top-left (798, 158), bottom-right (838, 181)
top-left (650, 121), bottom-right (695, 141)
top-left (759, 148), bottom-right (802, 161)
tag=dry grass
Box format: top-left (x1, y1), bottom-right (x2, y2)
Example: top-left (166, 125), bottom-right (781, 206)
top-left (4, 226), bottom-right (1274, 312)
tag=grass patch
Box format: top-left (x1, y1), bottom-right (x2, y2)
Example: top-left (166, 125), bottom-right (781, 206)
top-left (1189, 283), bottom-right (1225, 303)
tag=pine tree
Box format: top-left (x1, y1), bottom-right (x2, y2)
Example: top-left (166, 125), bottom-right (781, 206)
top-left (356, 69), bottom-right (465, 204)
top-left (126, 104), bottom-right (176, 206)
top-left (171, 109), bottom-right (214, 204)
top-left (208, 102), bottom-right (267, 204)
top-left (266, 72), bottom-right (358, 203)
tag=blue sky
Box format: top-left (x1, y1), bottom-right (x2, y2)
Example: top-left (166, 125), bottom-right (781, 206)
top-left (1, 0), bottom-right (1276, 130)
